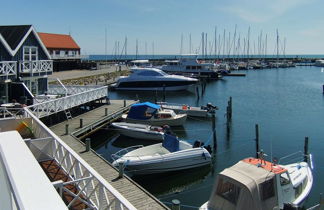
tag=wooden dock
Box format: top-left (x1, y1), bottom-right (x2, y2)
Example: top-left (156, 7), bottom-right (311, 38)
top-left (49, 100), bottom-right (169, 210)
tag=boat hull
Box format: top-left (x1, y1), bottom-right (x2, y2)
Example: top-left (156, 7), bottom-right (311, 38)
top-left (125, 114), bottom-right (187, 126)
top-left (114, 149), bottom-right (211, 175)
top-left (112, 122), bottom-right (164, 141)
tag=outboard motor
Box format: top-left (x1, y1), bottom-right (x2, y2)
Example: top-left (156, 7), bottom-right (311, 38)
top-left (193, 140), bottom-right (204, 148)
top-left (204, 145), bottom-right (212, 154)
top-left (206, 103), bottom-right (218, 113)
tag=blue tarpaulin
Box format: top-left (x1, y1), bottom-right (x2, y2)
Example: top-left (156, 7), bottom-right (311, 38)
top-left (162, 134), bottom-right (179, 152)
top-left (127, 102), bottom-right (161, 120)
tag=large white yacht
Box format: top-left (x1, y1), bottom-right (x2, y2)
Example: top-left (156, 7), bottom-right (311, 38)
top-left (157, 55), bottom-right (220, 78)
top-left (111, 67), bottom-right (198, 91)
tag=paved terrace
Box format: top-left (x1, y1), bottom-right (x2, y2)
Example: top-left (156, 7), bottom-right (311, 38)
top-left (49, 100), bottom-right (168, 210)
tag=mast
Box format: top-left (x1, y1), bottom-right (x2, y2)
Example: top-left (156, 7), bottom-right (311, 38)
top-left (201, 32), bottom-right (204, 58)
top-left (105, 27), bottom-right (107, 64)
top-left (214, 26), bottom-right (217, 60)
top-left (180, 33), bottom-right (183, 55)
top-left (135, 39), bottom-right (138, 60)
top-left (189, 33), bottom-right (192, 54)
top-left (276, 29), bottom-right (279, 65)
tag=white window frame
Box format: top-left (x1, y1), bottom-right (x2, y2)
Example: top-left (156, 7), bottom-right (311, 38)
top-left (23, 46), bottom-right (38, 61)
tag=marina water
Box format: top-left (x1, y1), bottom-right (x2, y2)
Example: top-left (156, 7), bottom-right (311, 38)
top-left (92, 66), bottom-right (324, 209)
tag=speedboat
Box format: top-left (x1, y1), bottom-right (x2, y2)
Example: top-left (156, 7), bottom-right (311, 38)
top-left (314, 59), bottom-right (324, 67)
top-left (200, 154), bottom-right (313, 210)
top-left (111, 67), bottom-right (198, 91)
top-left (111, 122), bottom-right (165, 141)
top-left (112, 134), bottom-right (212, 175)
top-left (157, 55), bottom-right (220, 79)
top-left (156, 102), bottom-right (218, 117)
top-left (123, 102), bottom-right (187, 126)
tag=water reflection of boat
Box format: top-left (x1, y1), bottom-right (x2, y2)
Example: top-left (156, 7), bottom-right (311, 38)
top-left (200, 153), bottom-right (313, 210)
top-left (134, 164), bottom-right (211, 196)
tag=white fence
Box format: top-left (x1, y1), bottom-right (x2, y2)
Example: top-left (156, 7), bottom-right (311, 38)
top-left (23, 108), bottom-right (136, 210)
top-left (20, 60), bottom-right (53, 74)
top-left (28, 86), bottom-right (108, 118)
top-left (0, 61), bottom-right (17, 78)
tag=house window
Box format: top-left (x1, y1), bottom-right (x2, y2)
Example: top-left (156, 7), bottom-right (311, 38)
top-left (23, 46), bottom-right (38, 61)
top-left (260, 178), bottom-right (275, 200)
top-left (216, 178), bottom-right (241, 205)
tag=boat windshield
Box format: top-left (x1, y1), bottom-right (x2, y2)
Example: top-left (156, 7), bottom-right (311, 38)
top-left (136, 70), bottom-right (167, 76)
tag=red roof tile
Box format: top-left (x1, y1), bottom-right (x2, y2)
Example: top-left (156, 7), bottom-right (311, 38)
top-left (38, 32), bottom-right (80, 50)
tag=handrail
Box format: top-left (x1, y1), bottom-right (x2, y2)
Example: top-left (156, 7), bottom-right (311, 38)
top-left (27, 86), bottom-right (108, 118)
top-left (23, 107), bottom-right (137, 210)
top-left (278, 151), bottom-right (304, 164)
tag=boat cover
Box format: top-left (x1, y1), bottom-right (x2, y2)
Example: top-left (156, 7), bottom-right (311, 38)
top-left (162, 134), bottom-right (179, 152)
top-left (127, 102), bottom-right (160, 120)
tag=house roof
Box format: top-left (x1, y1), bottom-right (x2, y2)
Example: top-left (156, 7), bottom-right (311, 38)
top-left (0, 25), bottom-right (50, 58)
top-left (0, 25), bottom-right (32, 49)
top-left (38, 32), bottom-right (80, 50)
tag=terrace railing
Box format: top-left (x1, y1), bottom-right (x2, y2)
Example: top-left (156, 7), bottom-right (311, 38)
top-left (0, 61), bottom-right (17, 78)
top-left (20, 60), bottom-right (53, 74)
top-left (23, 108), bottom-right (136, 210)
top-left (27, 86), bottom-right (107, 118)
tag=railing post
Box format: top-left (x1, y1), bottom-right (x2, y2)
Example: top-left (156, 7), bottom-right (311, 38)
top-left (172, 199), bottom-right (181, 210)
top-left (85, 138), bottom-right (91, 152)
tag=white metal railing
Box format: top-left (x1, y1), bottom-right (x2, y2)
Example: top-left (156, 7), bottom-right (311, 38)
top-left (48, 85), bottom-right (103, 96)
top-left (51, 54), bottom-right (82, 59)
top-left (0, 61), bottom-right (17, 78)
top-left (27, 86), bottom-right (108, 118)
top-left (23, 108), bottom-right (136, 210)
top-left (0, 107), bottom-right (25, 119)
top-left (20, 60), bottom-right (53, 74)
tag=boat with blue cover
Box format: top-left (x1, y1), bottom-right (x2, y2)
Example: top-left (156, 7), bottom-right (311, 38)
top-left (111, 134), bottom-right (212, 175)
top-left (122, 102), bottom-right (187, 126)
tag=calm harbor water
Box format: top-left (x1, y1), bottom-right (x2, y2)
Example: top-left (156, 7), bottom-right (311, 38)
top-left (91, 66), bottom-right (324, 209)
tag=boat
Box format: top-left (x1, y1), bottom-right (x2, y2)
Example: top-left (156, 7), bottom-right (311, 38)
top-left (200, 153), bottom-right (313, 210)
top-left (111, 67), bottom-right (198, 91)
top-left (123, 102), bottom-right (187, 126)
top-left (314, 59), bottom-right (324, 67)
top-left (156, 102), bottom-right (218, 117)
top-left (156, 55), bottom-right (221, 79)
top-left (111, 134), bottom-right (212, 175)
top-left (111, 122), bottom-right (165, 141)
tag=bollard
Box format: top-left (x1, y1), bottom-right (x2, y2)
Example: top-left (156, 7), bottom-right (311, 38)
top-left (118, 163), bottom-right (124, 178)
top-left (304, 137), bottom-right (309, 162)
top-left (123, 99), bottom-right (126, 107)
top-left (105, 108), bottom-right (108, 116)
top-left (85, 138), bottom-right (91, 152)
top-left (80, 119), bottom-right (83, 128)
top-left (171, 199), bottom-right (181, 210)
top-left (65, 124), bottom-right (69, 135)
top-left (255, 124), bottom-right (259, 158)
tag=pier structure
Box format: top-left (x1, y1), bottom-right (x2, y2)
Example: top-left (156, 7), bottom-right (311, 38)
top-left (0, 83), bottom-right (169, 209)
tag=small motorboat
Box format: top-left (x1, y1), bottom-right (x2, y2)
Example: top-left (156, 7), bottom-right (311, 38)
top-left (123, 102), bottom-right (187, 126)
top-left (112, 134), bottom-right (212, 175)
top-left (200, 153), bottom-right (313, 210)
top-left (111, 122), bottom-right (165, 141)
top-left (157, 102), bottom-right (218, 117)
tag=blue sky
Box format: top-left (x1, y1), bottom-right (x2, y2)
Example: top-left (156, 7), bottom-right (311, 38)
top-left (2, 0), bottom-right (324, 55)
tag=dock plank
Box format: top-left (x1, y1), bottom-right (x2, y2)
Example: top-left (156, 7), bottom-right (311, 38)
top-left (50, 100), bottom-right (168, 210)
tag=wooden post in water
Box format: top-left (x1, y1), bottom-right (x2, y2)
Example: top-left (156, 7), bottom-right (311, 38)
top-left (304, 137), bottom-right (309, 162)
top-left (123, 99), bottom-right (126, 107)
top-left (212, 113), bottom-right (217, 152)
top-left (85, 138), bottom-right (91, 152)
top-left (322, 85), bottom-right (324, 94)
top-left (196, 86), bottom-right (199, 99)
top-left (163, 84), bottom-right (166, 102)
top-left (255, 124), bottom-right (259, 158)
top-left (229, 97), bottom-right (232, 120)
top-left (118, 163), bottom-right (124, 178)
top-left (171, 199), bottom-right (181, 210)
top-left (79, 119), bottom-right (83, 128)
top-left (155, 90), bottom-right (158, 103)
top-left (65, 124), bottom-right (69, 135)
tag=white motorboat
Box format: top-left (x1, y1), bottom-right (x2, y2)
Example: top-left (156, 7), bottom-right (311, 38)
top-left (157, 102), bottom-right (218, 117)
top-left (111, 67), bottom-right (198, 91)
top-left (111, 122), bottom-right (165, 141)
top-left (314, 59), bottom-right (324, 67)
top-left (112, 134), bottom-right (212, 175)
top-left (123, 102), bottom-right (187, 126)
top-left (200, 153), bottom-right (313, 210)
top-left (157, 55), bottom-right (220, 79)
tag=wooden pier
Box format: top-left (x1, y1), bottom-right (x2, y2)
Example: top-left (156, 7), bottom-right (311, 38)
top-left (49, 100), bottom-right (169, 210)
